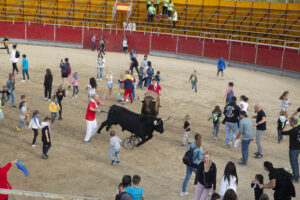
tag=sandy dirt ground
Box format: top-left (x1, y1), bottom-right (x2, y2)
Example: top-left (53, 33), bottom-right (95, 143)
top-left (0, 45), bottom-right (300, 200)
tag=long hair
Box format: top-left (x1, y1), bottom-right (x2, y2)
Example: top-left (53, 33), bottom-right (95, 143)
top-left (223, 189), bottom-right (238, 200)
top-left (223, 161), bottom-right (238, 185)
top-left (240, 95), bottom-right (249, 102)
top-left (89, 77), bottom-right (97, 89)
top-left (264, 161), bottom-right (274, 172)
top-left (46, 68), bottom-right (52, 76)
top-left (212, 106), bottom-right (222, 114)
top-left (194, 133), bottom-right (201, 148)
top-left (279, 91), bottom-right (289, 100)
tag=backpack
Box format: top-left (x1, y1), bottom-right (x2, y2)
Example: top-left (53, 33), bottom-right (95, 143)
top-left (226, 88), bottom-right (233, 102)
top-left (115, 192), bottom-right (125, 200)
top-left (67, 64), bottom-right (71, 76)
top-left (275, 168), bottom-right (295, 197)
top-left (147, 67), bottom-right (154, 77)
top-left (15, 50), bottom-right (20, 58)
top-left (183, 147), bottom-right (197, 168)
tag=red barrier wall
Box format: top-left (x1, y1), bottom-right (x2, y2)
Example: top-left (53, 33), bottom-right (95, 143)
top-left (0, 21), bottom-right (299, 74)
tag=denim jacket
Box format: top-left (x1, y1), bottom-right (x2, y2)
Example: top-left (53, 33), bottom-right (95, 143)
top-left (188, 142), bottom-right (203, 165)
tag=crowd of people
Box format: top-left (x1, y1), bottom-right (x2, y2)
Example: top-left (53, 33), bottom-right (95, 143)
top-left (0, 37), bottom-right (299, 200)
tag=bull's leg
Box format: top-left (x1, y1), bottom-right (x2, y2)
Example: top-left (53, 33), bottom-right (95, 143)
top-left (97, 120), bottom-right (109, 134)
top-left (136, 133), bottom-right (153, 147)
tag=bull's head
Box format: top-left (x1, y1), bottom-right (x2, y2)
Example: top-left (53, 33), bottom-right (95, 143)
top-left (153, 116), bottom-right (170, 134)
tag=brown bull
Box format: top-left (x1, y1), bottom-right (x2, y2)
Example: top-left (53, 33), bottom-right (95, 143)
top-left (141, 90), bottom-right (159, 117)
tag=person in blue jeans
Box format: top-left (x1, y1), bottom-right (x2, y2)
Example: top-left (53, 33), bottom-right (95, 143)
top-left (180, 133), bottom-right (203, 196)
top-left (281, 117), bottom-right (300, 182)
top-left (208, 105), bottom-right (222, 140)
top-left (21, 54), bottom-right (30, 82)
top-left (234, 111), bottom-right (254, 165)
top-left (189, 70), bottom-right (198, 93)
top-left (145, 61), bottom-right (154, 87)
top-left (108, 130), bottom-right (122, 165)
top-left (217, 56), bottom-right (226, 80)
top-left (5, 73), bottom-right (16, 108)
top-left (223, 96), bottom-right (240, 148)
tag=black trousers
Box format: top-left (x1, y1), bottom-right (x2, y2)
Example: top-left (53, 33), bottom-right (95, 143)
top-left (148, 14), bottom-right (154, 22)
top-left (147, 4), bottom-right (150, 10)
top-left (130, 63), bottom-right (140, 75)
top-left (58, 100), bottom-right (62, 118)
top-left (32, 129), bottom-right (38, 145)
top-left (44, 87), bottom-right (52, 99)
top-left (154, 4), bottom-right (159, 14)
top-left (73, 86), bottom-right (79, 97)
top-left (92, 42), bottom-right (96, 51)
top-left (163, 6), bottom-right (167, 15)
top-left (43, 141), bottom-right (51, 155)
top-left (173, 21), bottom-right (176, 28)
top-left (99, 45), bottom-right (105, 55)
top-left (12, 62), bottom-right (18, 73)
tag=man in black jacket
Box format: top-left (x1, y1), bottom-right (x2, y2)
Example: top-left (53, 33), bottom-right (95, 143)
top-left (223, 96), bottom-right (240, 148)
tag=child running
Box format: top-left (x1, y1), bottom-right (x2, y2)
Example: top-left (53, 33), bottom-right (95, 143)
top-left (154, 71), bottom-right (163, 85)
top-left (16, 102), bottom-right (29, 132)
top-left (72, 72), bottom-right (79, 100)
top-left (108, 130), bottom-right (122, 165)
top-left (56, 84), bottom-right (65, 120)
top-left (125, 175), bottom-right (145, 200)
top-left (41, 117), bottom-right (51, 159)
top-left (19, 95), bottom-right (26, 110)
top-left (44, 69), bottom-right (53, 101)
top-left (208, 106), bottom-right (222, 140)
top-left (102, 71), bottom-right (113, 100)
top-left (279, 91), bottom-right (291, 118)
top-left (29, 110), bottom-right (41, 147)
top-left (251, 174), bottom-right (264, 200)
top-left (87, 77), bottom-right (97, 100)
top-left (189, 70), bottom-right (198, 93)
top-left (277, 110), bottom-right (288, 144)
top-left (182, 115), bottom-right (191, 146)
top-left (96, 53), bottom-right (105, 81)
top-left (224, 82), bottom-right (234, 104)
top-left (49, 95), bottom-right (60, 124)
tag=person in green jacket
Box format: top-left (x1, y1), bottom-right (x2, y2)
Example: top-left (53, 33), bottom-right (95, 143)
top-left (162, 0), bottom-right (169, 15)
top-left (148, 3), bottom-right (156, 23)
top-left (167, 0), bottom-right (174, 20)
top-left (146, 0), bottom-right (152, 11)
top-left (154, 0), bottom-right (159, 14)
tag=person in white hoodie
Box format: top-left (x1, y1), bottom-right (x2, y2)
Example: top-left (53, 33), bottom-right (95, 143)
top-left (219, 161), bottom-right (238, 198)
top-left (29, 110), bottom-right (42, 147)
top-left (10, 44), bottom-right (19, 74)
top-left (108, 130), bottom-right (122, 165)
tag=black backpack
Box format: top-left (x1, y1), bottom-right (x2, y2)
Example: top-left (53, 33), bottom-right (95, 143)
top-left (115, 192), bottom-right (125, 200)
top-left (15, 50), bottom-right (20, 58)
top-left (147, 67), bottom-right (154, 77)
top-left (183, 147), bottom-right (197, 168)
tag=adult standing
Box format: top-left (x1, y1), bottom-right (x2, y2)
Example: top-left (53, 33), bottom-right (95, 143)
top-left (223, 96), bottom-right (240, 148)
top-left (253, 104), bottom-right (267, 158)
top-left (217, 57), bottom-right (226, 80)
top-left (235, 111), bottom-right (254, 165)
top-left (129, 53), bottom-right (139, 75)
top-left (5, 73), bottom-right (16, 108)
top-left (146, 0), bottom-right (151, 10)
top-left (180, 133), bottom-right (203, 196)
top-left (259, 161), bottom-right (295, 200)
top-left (0, 160), bottom-right (17, 200)
top-left (148, 3), bottom-right (156, 23)
top-left (162, 0), bottom-right (169, 15)
top-left (84, 94), bottom-right (105, 143)
top-left (281, 117), bottom-right (300, 182)
top-left (154, 0), bottom-right (159, 14)
top-left (291, 107), bottom-right (300, 125)
top-left (172, 9), bottom-right (178, 29)
top-left (145, 61), bottom-right (154, 87)
top-left (194, 152), bottom-right (217, 200)
top-left (219, 162), bottom-right (238, 198)
top-left (10, 44), bottom-right (19, 74)
top-left (60, 58), bottom-right (71, 90)
top-left (167, 0), bottom-right (174, 20)
top-left (91, 34), bottom-right (96, 51)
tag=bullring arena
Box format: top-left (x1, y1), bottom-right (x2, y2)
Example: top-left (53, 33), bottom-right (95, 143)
top-left (0, 0), bottom-right (300, 200)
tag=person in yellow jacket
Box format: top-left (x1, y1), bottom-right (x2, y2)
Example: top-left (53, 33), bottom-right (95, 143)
top-left (148, 3), bottom-right (156, 23)
top-left (167, 0), bottom-right (174, 20)
top-left (162, 0), bottom-right (169, 15)
top-left (49, 95), bottom-right (60, 124)
top-left (154, 0), bottom-right (159, 14)
top-left (146, 0), bottom-right (152, 11)
top-left (172, 9), bottom-right (177, 28)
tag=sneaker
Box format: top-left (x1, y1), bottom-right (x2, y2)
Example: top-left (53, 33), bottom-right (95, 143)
top-left (12, 105), bottom-right (16, 108)
top-left (32, 144), bottom-right (37, 147)
top-left (179, 192), bottom-right (189, 196)
top-left (111, 160), bottom-right (116, 165)
top-left (58, 117), bottom-right (63, 120)
top-left (214, 137), bottom-right (218, 140)
top-left (116, 161), bottom-right (120, 164)
top-left (84, 140), bottom-right (91, 144)
top-left (16, 126), bottom-right (20, 132)
top-left (238, 161), bottom-right (247, 166)
top-left (181, 144), bottom-right (186, 147)
top-left (100, 79), bottom-right (102, 81)
top-left (75, 95), bottom-right (78, 99)
top-left (97, 79), bottom-right (99, 81)
top-left (102, 96), bottom-right (106, 100)
top-left (48, 99), bottom-right (51, 102)
top-left (254, 152), bottom-right (259, 155)
top-left (21, 80), bottom-right (25, 82)
top-left (42, 154), bottom-right (48, 159)
top-left (255, 154), bottom-right (263, 159)
top-left (26, 79), bottom-right (30, 82)
top-left (44, 98), bottom-right (48, 101)
top-left (222, 77), bottom-right (224, 80)
top-left (72, 97), bottom-right (75, 100)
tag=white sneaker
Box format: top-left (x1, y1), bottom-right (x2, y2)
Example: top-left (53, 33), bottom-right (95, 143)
top-left (26, 79), bottom-right (30, 82)
top-left (44, 98), bottom-right (48, 101)
top-left (222, 77), bottom-right (224, 80)
top-left (179, 192), bottom-right (188, 196)
top-left (100, 79), bottom-right (102, 81)
top-left (21, 80), bottom-right (25, 82)
top-left (97, 79), bottom-right (99, 81)
top-left (48, 99), bottom-right (51, 102)
top-left (72, 97), bottom-right (75, 100)
top-left (216, 76), bottom-right (219, 79)
top-left (214, 137), bottom-right (218, 140)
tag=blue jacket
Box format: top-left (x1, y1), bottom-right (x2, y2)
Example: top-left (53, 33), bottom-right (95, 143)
top-left (189, 142), bottom-right (203, 165)
top-left (217, 59), bottom-right (226, 70)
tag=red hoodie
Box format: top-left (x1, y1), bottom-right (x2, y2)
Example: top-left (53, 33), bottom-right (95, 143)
top-left (0, 163), bottom-right (12, 200)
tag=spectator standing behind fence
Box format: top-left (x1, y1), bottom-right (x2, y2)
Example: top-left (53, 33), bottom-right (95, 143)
top-left (154, 0), bottom-right (159, 14)
top-left (21, 54), bottom-right (30, 82)
top-left (146, 0), bottom-right (151, 10)
top-left (167, 0), bottom-right (174, 20)
top-left (162, 0), bottom-right (168, 15)
top-left (10, 44), bottom-right (19, 74)
top-left (91, 34), bottom-right (96, 51)
top-left (217, 57), bottom-right (226, 80)
top-left (253, 104), bottom-right (266, 159)
top-left (44, 69), bottom-right (53, 101)
top-left (148, 3), bottom-right (155, 23)
top-left (172, 9), bottom-right (177, 28)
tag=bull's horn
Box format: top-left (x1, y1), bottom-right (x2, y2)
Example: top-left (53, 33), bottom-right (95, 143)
top-left (153, 120), bottom-right (158, 125)
top-left (162, 116), bottom-right (171, 121)
top-left (152, 100), bottom-right (156, 102)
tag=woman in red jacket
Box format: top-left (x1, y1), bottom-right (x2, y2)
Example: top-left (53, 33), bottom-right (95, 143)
top-left (0, 160), bottom-right (16, 200)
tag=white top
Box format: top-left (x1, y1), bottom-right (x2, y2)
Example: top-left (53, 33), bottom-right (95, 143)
top-left (239, 101), bottom-right (248, 113)
top-left (97, 57), bottom-right (105, 68)
top-left (10, 49), bottom-right (19, 63)
top-left (123, 39), bottom-right (128, 47)
top-left (141, 59), bottom-right (148, 71)
top-left (219, 175), bottom-right (237, 198)
top-left (109, 136), bottom-right (122, 150)
top-left (87, 84), bottom-right (96, 97)
top-left (281, 99), bottom-right (289, 111)
top-left (29, 117), bottom-right (42, 129)
top-left (20, 107), bottom-right (27, 119)
top-left (106, 74), bottom-right (113, 84)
